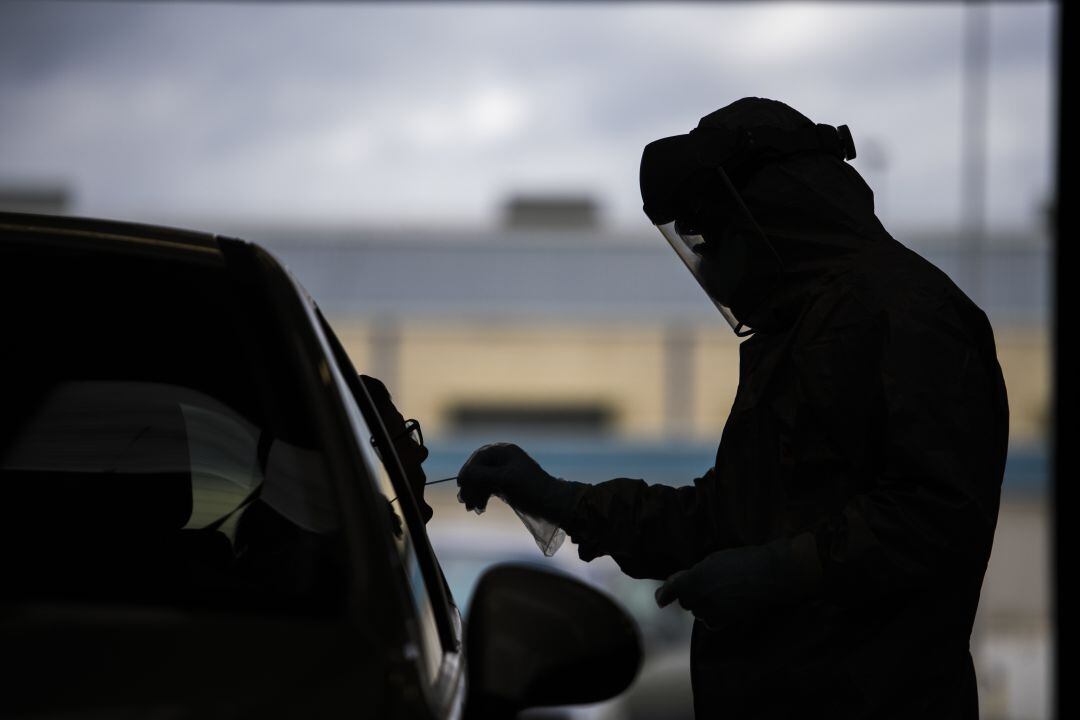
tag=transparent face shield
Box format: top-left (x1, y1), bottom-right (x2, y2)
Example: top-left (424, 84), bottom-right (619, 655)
top-left (656, 222), bottom-right (743, 333)
top-left (655, 166), bottom-right (783, 337)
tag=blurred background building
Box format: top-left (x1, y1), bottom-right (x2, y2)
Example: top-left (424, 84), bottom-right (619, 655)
top-left (0, 2), bottom-right (1056, 718)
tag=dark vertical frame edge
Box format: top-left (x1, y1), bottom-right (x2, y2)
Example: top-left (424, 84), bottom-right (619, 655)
top-left (1052, 2), bottom-right (1067, 719)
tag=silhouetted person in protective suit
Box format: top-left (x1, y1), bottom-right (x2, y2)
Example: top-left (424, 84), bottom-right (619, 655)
top-left (457, 98), bottom-right (1009, 719)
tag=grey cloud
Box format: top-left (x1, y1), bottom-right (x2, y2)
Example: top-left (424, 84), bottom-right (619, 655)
top-left (0, 1), bottom-right (1056, 235)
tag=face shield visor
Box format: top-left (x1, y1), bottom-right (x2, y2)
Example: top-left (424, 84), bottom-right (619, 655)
top-left (641, 131), bottom-right (781, 336)
top-left (656, 220), bottom-right (744, 333)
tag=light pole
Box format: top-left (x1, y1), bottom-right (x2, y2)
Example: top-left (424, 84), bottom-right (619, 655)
top-left (961, 1), bottom-right (990, 307)
top-left (859, 137), bottom-right (889, 222)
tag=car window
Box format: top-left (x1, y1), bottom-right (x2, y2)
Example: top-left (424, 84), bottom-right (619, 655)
top-left (314, 314), bottom-right (447, 683)
top-left (0, 239), bottom-right (348, 617)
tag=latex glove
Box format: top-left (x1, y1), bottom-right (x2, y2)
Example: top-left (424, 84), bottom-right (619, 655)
top-left (654, 534), bottom-right (821, 630)
top-left (456, 443), bottom-right (586, 524)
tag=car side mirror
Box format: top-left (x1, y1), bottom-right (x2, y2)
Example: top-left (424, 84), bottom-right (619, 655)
top-left (464, 563), bottom-right (642, 718)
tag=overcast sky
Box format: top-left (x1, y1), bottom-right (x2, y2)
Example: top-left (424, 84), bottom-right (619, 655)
top-left (0, 1), bottom-right (1057, 237)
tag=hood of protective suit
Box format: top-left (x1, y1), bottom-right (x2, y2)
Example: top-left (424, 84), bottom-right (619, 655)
top-left (696, 98), bottom-right (892, 332)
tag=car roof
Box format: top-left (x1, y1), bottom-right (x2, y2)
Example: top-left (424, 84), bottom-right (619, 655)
top-left (0, 211), bottom-right (227, 259)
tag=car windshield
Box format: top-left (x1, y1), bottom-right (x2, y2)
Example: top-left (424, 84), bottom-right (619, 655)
top-left (0, 234), bottom-right (348, 617)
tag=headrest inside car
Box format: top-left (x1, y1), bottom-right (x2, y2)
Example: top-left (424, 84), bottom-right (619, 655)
top-left (2, 381), bottom-right (193, 532)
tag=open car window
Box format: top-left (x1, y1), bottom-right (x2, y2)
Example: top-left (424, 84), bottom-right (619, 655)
top-left (312, 310), bottom-right (452, 684)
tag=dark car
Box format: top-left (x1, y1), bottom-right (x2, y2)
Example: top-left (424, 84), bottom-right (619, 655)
top-left (0, 212), bottom-right (641, 719)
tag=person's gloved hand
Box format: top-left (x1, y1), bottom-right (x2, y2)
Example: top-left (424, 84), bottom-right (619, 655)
top-left (654, 534), bottom-right (821, 631)
top-left (457, 443), bottom-right (586, 524)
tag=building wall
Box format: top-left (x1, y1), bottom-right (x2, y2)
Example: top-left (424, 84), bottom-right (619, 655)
top-left (993, 328), bottom-right (1052, 445)
top-left (336, 319), bottom-right (670, 437)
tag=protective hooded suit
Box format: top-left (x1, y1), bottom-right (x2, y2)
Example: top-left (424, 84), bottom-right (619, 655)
top-left (457, 98), bottom-right (1008, 719)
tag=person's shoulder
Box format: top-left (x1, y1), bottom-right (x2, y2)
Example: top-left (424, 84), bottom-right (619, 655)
top-left (844, 240), bottom-right (976, 321)
top-left (872, 233), bottom-right (975, 289)
top-left (851, 245), bottom-right (998, 362)
top-left (803, 242), bottom-right (988, 357)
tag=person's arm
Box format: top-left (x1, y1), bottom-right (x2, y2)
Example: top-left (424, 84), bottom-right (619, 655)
top-left (457, 446), bottom-right (728, 581)
top-left (562, 471), bottom-right (730, 581)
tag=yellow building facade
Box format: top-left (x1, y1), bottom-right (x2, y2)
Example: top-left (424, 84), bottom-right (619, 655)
top-left (333, 319), bottom-right (1049, 446)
